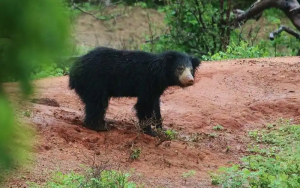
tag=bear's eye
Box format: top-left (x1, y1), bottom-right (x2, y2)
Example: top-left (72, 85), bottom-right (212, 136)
top-left (176, 67), bottom-right (184, 71)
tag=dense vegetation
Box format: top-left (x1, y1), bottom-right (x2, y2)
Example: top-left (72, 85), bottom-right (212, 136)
top-left (140, 0), bottom-right (299, 59)
top-left (45, 0), bottom-right (300, 78)
top-left (70, 0), bottom-right (299, 58)
top-left (4, 0), bottom-right (298, 80)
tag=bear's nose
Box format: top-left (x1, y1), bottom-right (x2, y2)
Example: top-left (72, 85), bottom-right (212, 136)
top-left (186, 77), bottom-right (194, 85)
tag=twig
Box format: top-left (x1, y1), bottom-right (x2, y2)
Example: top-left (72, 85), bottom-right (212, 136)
top-left (74, 5), bottom-right (102, 20)
top-left (251, 20), bottom-right (272, 45)
top-left (73, 4), bottom-right (126, 22)
top-left (269, 25), bottom-right (300, 40)
top-left (144, 29), bottom-right (170, 43)
top-left (145, 8), bottom-right (154, 52)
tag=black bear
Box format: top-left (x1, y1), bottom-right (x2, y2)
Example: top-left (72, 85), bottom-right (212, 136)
top-left (69, 47), bottom-right (201, 136)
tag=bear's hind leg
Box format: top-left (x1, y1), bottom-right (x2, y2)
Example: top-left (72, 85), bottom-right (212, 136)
top-left (153, 98), bottom-right (163, 130)
top-left (84, 99), bottom-right (109, 131)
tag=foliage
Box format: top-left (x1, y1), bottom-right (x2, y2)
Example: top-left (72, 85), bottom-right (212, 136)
top-left (30, 64), bottom-right (66, 80)
top-left (248, 8), bottom-right (300, 57)
top-left (65, 1), bottom-right (299, 62)
top-left (182, 170), bottom-right (196, 184)
top-left (202, 40), bottom-right (271, 60)
top-left (142, 0), bottom-right (234, 57)
top-left (66, 1), bottom-right (107, 21)
top-left (269, 32), bottom-right (300, 57)
top-left (213, 125), bottom-right (224, 131)
top-left (29, 44), bottom-right (92, 79)
top-left (140, 0), bottom-right (300, 60)
top-left (165, 129), bottom-right (178, 140)
top-left (130, 147), bottom-right (141, 160)
top-left (209, 133), bottom-right (217, 138)
top-left (0, 0), bottom-right (71, 184)
top-left (201, 37), bottom-right (299, 61)
top-left (210, 119), bottom-right (300, 188)
top-left (0, 0), bottom-right (71, 90)
top-left (0, 100), bottom-right (34, 183)
top-left (13, 0), bottom-right (298, 83)
top-left (27, 169), bottom-right (140, 188)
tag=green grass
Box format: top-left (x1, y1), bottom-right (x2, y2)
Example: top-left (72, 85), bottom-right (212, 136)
top-left (213, 125), bottom-right (224, 131)
top-left (164, 129), bottom-right (178, 140)
top-left (210, 118), bottom-right (300, 188)
top-left (182, 170), bottom-right (196, 184)
top-left (27, 168), bottom-right (141, 188)
top-left (30, 44), bottom-right (93, 80)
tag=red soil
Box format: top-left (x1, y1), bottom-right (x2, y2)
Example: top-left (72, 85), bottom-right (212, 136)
top-left (5, 56), bottom-right (300, 188)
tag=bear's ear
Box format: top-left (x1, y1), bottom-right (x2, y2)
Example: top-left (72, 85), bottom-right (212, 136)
top-left (191, 57), bottom-right (201, 69)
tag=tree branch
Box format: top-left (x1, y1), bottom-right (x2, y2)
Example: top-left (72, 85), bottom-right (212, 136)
top-left (73, 3), bottom-right (125, 21)
top-left (233, 0), bottom-right (300, 41)
top-left (194, 0), bottom-right (206, 29)
top-left (233, 9), bottom-right (263, 22)
top-left (269, 25), bottom-right (300, 40)
top-left (73, 5), bottom-right (103, 20)
top-left (233, 0), bottom-right (300, 30)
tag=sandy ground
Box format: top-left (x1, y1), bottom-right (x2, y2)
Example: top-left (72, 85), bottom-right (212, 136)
top-left (4, 56), bottom-right (300, 188)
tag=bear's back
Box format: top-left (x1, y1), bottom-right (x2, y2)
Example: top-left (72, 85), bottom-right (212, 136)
top-left (83, 47), bottom-right (157, 72)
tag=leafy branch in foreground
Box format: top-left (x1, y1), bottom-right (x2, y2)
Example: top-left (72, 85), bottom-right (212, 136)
top-left (0, 0), bottom-right (71, 184)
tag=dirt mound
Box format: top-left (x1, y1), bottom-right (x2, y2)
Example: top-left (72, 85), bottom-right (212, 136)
top-left (5, 56), bottom-right (300, 187)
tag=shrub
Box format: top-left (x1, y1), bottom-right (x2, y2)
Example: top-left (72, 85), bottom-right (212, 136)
top-left (142, 0), bottom-right (233, 57)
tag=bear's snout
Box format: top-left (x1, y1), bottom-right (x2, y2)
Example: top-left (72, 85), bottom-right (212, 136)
top-left (179, 68), bottom-right (195, 86)
top-left (186, 75), bottom-right (194, 85)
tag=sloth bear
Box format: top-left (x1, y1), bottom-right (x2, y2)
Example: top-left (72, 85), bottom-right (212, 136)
top-left (69, 47), bottom-right (201, 136)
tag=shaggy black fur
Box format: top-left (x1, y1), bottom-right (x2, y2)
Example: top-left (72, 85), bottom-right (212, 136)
top-left (69, 47), bottom-right (201, 136)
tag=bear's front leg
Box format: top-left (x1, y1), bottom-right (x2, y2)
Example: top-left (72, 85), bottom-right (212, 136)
top-left (134, 99), bottom-right (157, 137)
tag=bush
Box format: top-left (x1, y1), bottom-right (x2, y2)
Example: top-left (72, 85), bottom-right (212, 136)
top-left (141, 0), bottom-right (299, 60)
top-left (202, 40), bottom-right (271, 60)
top-left (142, 0), bottom-right (234, 57)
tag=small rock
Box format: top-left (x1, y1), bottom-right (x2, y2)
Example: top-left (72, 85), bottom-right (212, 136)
top-left (44, 145), bottom-right (51, 150)
top-left (74, 127), bottom-right (81, 132)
